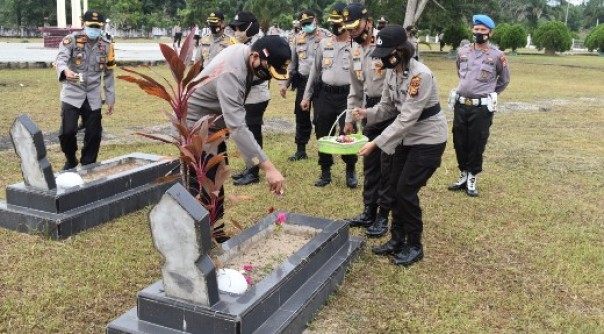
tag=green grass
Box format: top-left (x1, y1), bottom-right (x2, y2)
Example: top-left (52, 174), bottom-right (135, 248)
top-left (0, 54), bottom-right (603, 333)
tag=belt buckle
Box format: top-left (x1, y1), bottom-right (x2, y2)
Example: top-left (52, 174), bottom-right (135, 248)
top-left (464, 99), bottom-right (473, 106)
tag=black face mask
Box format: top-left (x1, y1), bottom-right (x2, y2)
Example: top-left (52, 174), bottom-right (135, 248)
top-left (352, 21), bottom-right (369, 44)
top-left (473, 33), bottom-right (489, 44)
top-left (330, 24), bottom-right (344, 36)
top-left (376, 24), bottom-right (385, 31)
top-left (254, 62), bottom-right (271, 80)
top-left (380, 51), bottom-right (402, 69)
top-left (210, 25), bottom-right (222, 34)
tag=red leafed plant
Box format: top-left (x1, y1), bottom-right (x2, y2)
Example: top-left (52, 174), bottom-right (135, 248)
top-left (117, 32), bottom-right (230, 242)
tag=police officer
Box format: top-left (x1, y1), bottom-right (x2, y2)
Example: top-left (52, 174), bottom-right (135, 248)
top-left (196, 10), bottom-right (236, 68)
top-left (55, 9), bottom-right (116, 170)
top-left (228, 11), bottom-right (270, 186)
top-left (342, 3), bottom-right (393, 237)
top-left (299, 2), bottom-right (357, 188)
top-left (352, 25), bottom-right (447, 266)
top-left (406, 25), bottom-right (420, 61)
top-left (279, 9), bottom-right (331, 162)
top-left (448, 14), bottom-right (510, 197)
top-left (187, 36), bottom-right (290, 219)
top-left (376, 15), bottom-right (388, 31)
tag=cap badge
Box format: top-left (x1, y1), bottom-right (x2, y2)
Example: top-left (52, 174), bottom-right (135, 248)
top-left (376, 37), bottom-right (383, 45)
top-left (302, 14), bottom-right (308, 20)
top-left (343, 9), bottom-right (349, 16)
top-left (234, 15), bottom-right (239, 20)
top-left (262, 48), bottom-right (270, 58)
top-left (210, 13), bottom-right (216, 17)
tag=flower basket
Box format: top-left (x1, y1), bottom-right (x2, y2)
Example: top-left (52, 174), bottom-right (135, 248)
top-left (317, 111), bottom-right (368, 155)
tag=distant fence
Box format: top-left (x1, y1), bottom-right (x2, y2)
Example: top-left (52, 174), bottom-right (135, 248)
top-left (0, 26), bottom-right (190, 39)
top-left (0, 26), bottom-right (42, 38)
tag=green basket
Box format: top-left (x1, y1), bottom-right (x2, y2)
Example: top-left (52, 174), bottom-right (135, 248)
top-left (318, 133), bottom-right (368, 155)
top-left (317, 110), bottom-right (368, 155)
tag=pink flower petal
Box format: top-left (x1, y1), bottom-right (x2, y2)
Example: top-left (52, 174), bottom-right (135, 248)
top-left (245, 276), bottom-right (253, 285)
top-left (276, 212), bottom-right (287, 224)
top-left (243, 264), bottom-right (253, 271)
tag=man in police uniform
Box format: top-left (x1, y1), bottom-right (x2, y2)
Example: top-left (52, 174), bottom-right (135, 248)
top-left (448, 14), bottom-right (510, 197)
top-left (376, 15), bottom-right (388, 31)
top-left (228, 11), bottom-right (270, 186)
top-left (187, 36), bottom-right (290, 218)
top-left (352, 25), bottom-right (447, 266)
top-left (342, 3), bottom-right (393, 237)
top-left (55, 9), bottom-right (115, 170)
top-left (196, 10), bottom-right (236, 68)
top-left (298, 2), bottom-right (357, 188)
top-left (279, 9), bottom-right (331, 162)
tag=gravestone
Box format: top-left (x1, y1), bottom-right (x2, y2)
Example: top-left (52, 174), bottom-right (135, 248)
top-left (150, 184), bottom-right (219, 306)
top-left (9, 115), bottom-right (56, 190)
top-left (0, 115), bottom-right (179, 239)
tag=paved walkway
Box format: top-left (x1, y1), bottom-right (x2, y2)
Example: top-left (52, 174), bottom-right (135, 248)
top-left (0, 42), bottom-right (165, 66)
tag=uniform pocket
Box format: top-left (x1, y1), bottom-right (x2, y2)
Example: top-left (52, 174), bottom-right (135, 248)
top-left (478, 64), bottom-right (495, 82)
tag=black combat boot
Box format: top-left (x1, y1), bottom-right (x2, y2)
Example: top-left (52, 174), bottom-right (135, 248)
top-left (288, 144), bottom-right (308, 161)
top-left (348, 205), bottom-right (376, 228)
top-left (392, 233), bottom-right (424, 266)
top-left (366, 207), bottom-right (389, 238)
top-left (62, 156), bottom-right (79, 171)
top-left (233, 166), bottom-right (260, 186)
top-left (372, 228), bottom-right (405, 256)
top-left (345, 164), bottom-right (358, 188)
top-left (314, 167), bottom-right (331, 187)
top-left (231, 168), bottom-right (248, 180)
top-left (448, 170), bottom-right (467, 191)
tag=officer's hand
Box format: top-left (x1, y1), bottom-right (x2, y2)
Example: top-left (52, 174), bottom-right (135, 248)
top-left (106, 104), bottom-right (115, 116)
top-left (300, 99), bottom-right (310, 111)
top-left (352, 107), bottom-right (367, 121)
top-left (266, 168), bottom-right (285, 196)
top-left (358, 141), bottom-right (377, 157)
top-left (64, 69), bottom-right (79, 82)
top-left (343, 122), bottom-right (355, 135)
top-left (279, 86), bottom-right (287, 98)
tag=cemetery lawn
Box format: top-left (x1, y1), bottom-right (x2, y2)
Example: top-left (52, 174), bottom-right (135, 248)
top-left (0, 54), bottom-right (603, 333)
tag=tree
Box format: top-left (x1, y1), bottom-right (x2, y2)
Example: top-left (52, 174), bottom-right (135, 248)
top-left (244, 0), bottom-right (293, 32)
top-left (583, 0), bottom-right (604, 29)
top-left (532, 20), bottom-right (572, 55)
top-left (585, 24), bottom-right (604, 53)
top-left (502, 24), bottom-right (527, 54)
top-left (491, 23), bottom-right (511, 50)
top-left (443, 23), bottom-right (470, 51)
top-left (403, 0), bottom-right (430, 27)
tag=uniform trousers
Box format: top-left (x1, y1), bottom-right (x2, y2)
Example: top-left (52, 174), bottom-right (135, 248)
top-left (313, 87), bottom-right (357, 168)
top-left (390, 143), bottom-right (446, 237)
top-left (361, 97), bottom-right (394, 210)
top-left (245, 100), bottom-right (269, 148)
top-left (293, 76), bottom-right (312, 146)
top-left (452, 103), bottom-right (493, 175)
top-left (59, 99), bottom-right (102, 165)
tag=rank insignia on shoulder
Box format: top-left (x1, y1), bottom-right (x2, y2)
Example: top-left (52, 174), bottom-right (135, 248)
top-left (408, 76), bottom-right (421, 97)
top-left (500, 55), bottom-right (508, 67)
top-left (63, 37), bottom-right (72, 45)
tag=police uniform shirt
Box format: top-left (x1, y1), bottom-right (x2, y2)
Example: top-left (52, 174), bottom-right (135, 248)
top-left (241, 35), bottom-right (270, 105)
top-left (456, 43), bottom-right (510, 98)
top-left (197, 33), bottom-right (236, 68)
top-left (366, 59), bottom-right (448, 154)
top-left (188, 44), bottom-right (267, 168)
top-left (55, 32), bottom-right (115, 110)
top-left (345, 39), bottom-right (386, 122)
top-left (302, 36), bottom-right (351, 100)
top-left (287, 28), bottom-right (331, 79)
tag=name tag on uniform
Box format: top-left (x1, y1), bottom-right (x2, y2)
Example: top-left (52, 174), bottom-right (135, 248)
top-left (323, 58), bottom-right (332, 66)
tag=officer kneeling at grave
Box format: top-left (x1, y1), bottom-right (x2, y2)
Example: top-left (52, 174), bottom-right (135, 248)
top-left (55, 9), bottom-right (116, 170)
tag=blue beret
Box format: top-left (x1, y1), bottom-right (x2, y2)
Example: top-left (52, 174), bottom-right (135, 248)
top-left (473, 14), bottom-right (495, 29)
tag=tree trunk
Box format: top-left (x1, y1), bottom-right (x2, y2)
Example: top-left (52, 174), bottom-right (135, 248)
top-left (403, 0), bottom-right (429, 27)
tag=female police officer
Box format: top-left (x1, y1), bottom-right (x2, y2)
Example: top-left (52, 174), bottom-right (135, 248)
top-left (352, 25), bottom-right (447, 266)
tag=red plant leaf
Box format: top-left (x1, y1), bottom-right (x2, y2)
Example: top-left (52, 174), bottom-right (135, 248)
top-left (152, 174), bottom-right (182, 185)
top-left (120, 67), bottom-right (171, 96)
top-left (213, 161), bottom-right (230, 190)
top-left (268, 206), bottom-right (275, 213)
top-left (179, 32), bottom-right (195, 65)
top-left (189, 114), bottom-right (212, 137)
top-left (183, 61), bottom-right (202, 88)
top-left (205, 153), bottom-right (227, 173)
top-left (169, 55), bottom-right (185, 85)
top-left (207, 129), bottom-right (228, 143)
top-left (159, 43), bottom-right (178, 69)
top-left (191, 134), bottom-right (204, 158)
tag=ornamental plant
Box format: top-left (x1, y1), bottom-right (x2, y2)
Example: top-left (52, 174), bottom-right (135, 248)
top-left (585, 24), bottom-right (604, 53)
top-left (117, 33), bottom-right (230, 242)
top-left (502, 24), bottom-right (527, 54)
top-left (532, 20), bottom-right (572, 55)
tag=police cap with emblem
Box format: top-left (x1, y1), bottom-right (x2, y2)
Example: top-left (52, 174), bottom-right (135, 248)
top-left (473, 14), bottom-right (495, 30)
top-left (378, 15), bottom-right (388, 23)
top-left (82, 10), bottom-right (105, 28)
top-left (371, 24), bottom-right (408, 58)
top-left (251, 35), bottom-right (292, 80)
top-left (327, 2), bottom-right (347, 24)
top-left (230, 11), bottom-right (260, 36)
top-left (298, 9), bottom-right (316, 24)
top-left (207, 10), bottom-right (225, 25)
top-left (342, 3), bottom-right (369, 30)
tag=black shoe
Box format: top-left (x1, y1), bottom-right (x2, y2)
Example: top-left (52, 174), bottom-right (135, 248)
top-left (391, 245), bottom-right (424, 266)
top-left (233, 170), bottom-right (260, 186)
top-left (366, 215), bottom-right (389, 238)
top-left (288, 151), bottom-right (308, 161)
top-left (314, 169), bottom-right (331, 187)
top-left (231, 169), bottom-right (248, 180)
top-left (62, 158), bottom-right (79, 171)
top-left (348, 205), bottom-right (376, 228)
top-left (448, 171), bottom-right (467, 191)
top-left (372, 230), bottom-right (405, 256)
top-left (346, 170), bottom-right (358, 188)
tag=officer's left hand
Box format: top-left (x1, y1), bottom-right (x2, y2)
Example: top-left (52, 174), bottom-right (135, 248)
top-left (358, 141), bottom-right (377, 157)
top-left (106, 104), bottom-right (114, 116)
top-left (351, 107), bottom-right (367, 121)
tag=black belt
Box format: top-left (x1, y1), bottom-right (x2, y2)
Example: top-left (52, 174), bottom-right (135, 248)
top-left (417, 103), bottom-right (441, 122)
top-left (365, 95), bottom-right (381, 107)
top-left (322, 83), bottom-right (350, 94)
